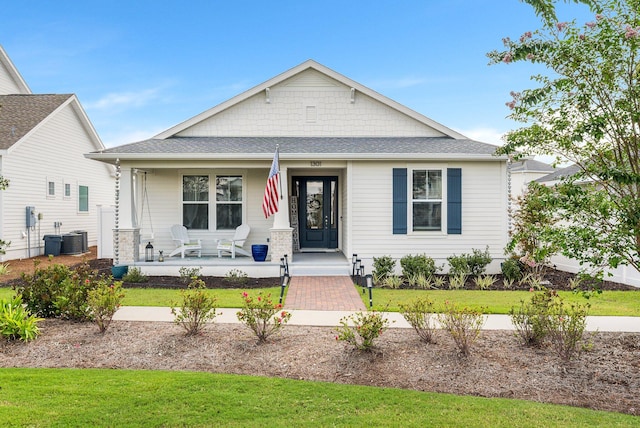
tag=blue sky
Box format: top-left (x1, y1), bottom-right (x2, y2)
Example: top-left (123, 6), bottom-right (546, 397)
top-left (1, 1), bottom-right (594, 148)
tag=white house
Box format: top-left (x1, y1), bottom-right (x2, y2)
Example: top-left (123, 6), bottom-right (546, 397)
top-left (509, 158), bottom-right (555, 197)
top-left (0, 45), bottom-right (114, 261)
top-left (87, 60), bottom-right (509, 273)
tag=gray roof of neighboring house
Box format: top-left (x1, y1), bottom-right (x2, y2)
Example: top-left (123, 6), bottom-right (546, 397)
top-left (92, 136), bottom-right (500, 159)
top-left (536, 164), bottom-right (581, 182)
top-left (0, 94), bottom-right (72, 149)
top-left (509, 158), bottom-right (555, 173)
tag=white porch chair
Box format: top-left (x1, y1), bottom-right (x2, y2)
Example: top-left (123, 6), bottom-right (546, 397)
top-left (216, 224), bottom-right (251, 258)
top-left (168, 224), bottom-right (202, 258)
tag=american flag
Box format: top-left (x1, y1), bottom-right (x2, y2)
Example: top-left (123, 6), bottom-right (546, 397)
top-left (262, 147), bottom-right (280, 218)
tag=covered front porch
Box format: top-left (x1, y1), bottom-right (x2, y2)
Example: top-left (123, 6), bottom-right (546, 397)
top-left (129, 250), bottom-right (352, 278)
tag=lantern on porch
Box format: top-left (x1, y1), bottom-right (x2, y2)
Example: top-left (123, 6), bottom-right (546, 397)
top-left (145, 242), bottom-right (154, 262)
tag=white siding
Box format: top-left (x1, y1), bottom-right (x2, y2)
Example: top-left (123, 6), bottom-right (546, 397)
top-left (349, 161), bottom-right (508, 274)
top-left (0, 60), bottom-right (24, 94)
top-left (177, 69), bottom-right (446, 138)
top-left (1, 104), bottom-right (113, 260)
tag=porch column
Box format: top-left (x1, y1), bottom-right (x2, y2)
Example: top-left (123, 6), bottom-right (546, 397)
top-left (270, 165), bottom-right (292, 262)
top-left (113, 166), bottom-right (140, 265)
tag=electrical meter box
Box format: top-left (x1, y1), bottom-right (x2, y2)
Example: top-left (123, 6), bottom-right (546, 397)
top-left (26, 206), bottom-right (36, 227)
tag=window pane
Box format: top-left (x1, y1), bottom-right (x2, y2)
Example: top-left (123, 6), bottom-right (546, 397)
top-left (428, 171), bottom-right (442, 199)
top-left (413, 202), bottom-right (441, 231)
top-left (183, 204), bottom-right (208, 229)
top-left (216, 204), bottom-right (242, 229)
top-left (412, 171), bottom-right (426, 199)
top-left (65, 183), bottom-right (71, 197)
top-left (216, 176), bottom-right (242, 202)
top-left (79, 185), bottom-right (89, 212)
top-left (183, 176), bottom-right (209, 201)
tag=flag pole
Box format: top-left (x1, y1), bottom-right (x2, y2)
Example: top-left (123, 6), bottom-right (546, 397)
top-left (276, 144), bottom-right (283, 199)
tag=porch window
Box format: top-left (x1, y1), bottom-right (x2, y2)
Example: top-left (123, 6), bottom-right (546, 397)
top-left (215, 175), bottom-right (242, 229)
top-left (411, 169), bottom-right (442, 231)
top-left (183, 175), bottom-right (209, 230)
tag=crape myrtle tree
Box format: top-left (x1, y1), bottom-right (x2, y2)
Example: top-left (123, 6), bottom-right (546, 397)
top-left (488, 0), bottom-right (640, 278)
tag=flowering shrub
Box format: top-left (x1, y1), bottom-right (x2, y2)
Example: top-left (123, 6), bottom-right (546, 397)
top-left (438, 301), bottom-right (486, 357)
top-left (0, 296), bottom-right (42, 342)
top-left (546, 300), bottom-right (590, 362)
top-left (171, 278), bottom-right (218, 336)
top-left (236, 292), bottom-right (291, 343)
top-left (335, 311), bottom-right (390, 351)
top-left (16, 261), bottom-right (102, 320)
top-left (87, 280), bottom-right (125, 333)
top-left (399, 297), bottom-right (437, 344)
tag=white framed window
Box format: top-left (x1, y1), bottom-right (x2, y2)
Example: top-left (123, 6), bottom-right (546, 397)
top-left (411, 169), bottom-right (443, 232)
top-left (182, 175), bottom-right (209, 230)
top-left (46, 179), bottom-right (56, 198)
top-left (78, 185), bottom-right (89, 212)
top-left (64, 182), bottom-right (72, 199)
top-left (215, 175), bottom-right (243, 230)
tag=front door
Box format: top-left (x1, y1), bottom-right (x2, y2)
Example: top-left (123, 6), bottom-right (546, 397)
top-left (296, 177), bottom-right (338, 249)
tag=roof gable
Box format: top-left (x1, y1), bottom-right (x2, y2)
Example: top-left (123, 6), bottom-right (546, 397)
top-left (0, 45), bottom-right (31, 95)
top-left (155, 60), bottom-right (468, 140)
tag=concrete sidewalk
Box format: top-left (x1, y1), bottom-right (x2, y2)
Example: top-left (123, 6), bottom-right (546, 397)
top-left (113, 306), bottom-right (640, 332)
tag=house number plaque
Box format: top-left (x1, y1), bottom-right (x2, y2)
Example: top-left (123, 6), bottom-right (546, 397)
top-left (310, 161), bottom-right (322, 167)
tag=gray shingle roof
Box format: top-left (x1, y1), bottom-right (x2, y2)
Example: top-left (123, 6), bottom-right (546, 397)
top-left (0, 94), bottom-right (72, 149)
top-left (536, 164), bottom-right (581, 182)
top-left (509, 159), bottom-right (555, 173)
top-left (95, 136), bottom-right (499, 158)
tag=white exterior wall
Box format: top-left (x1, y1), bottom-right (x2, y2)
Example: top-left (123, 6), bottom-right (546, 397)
top-left (551, 255), bottom-right (640, 288)
top-left (0, 104), bottom-right (113, 260)
top-left (350, 160), bottom-right (508, 274)
top-left (177, 70), bottom-right (446, 138)
top-left (0, 61), bottom-right (23, 94)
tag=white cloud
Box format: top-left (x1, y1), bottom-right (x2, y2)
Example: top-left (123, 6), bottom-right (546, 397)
top-left (458, 127), bottom-right (506, 146)
top-left (85, 88), bottom-right (161, 111)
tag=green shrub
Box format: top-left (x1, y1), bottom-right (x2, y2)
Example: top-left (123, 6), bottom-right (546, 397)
top-left (0, 263), bottom-right (10, 276)
top-left (448, 247), bottom-right (492, 278)
top-left (381, 275), bottom-right (403, 289)
top-left (15, 261), bottom-right (100, 320)
top-left (372, 256), bottom-right (396, 281)
top-left (122, 267), bottom-right (148, 283)
top-left (172, 278), bottom-right (218, 336)
top-left (225, 269), bottom-right (248, 285)
top-left (179, 266), bottom-right (202, 284)
top-left (510, 288), bottom-right (557, 347)
top-left (501, 258), bottom-right (523, 282)
top-left (0, 296), bottom-right (42, 342)
top-left (400, 297), bottom-right (437, 344)
top-left (400, 254), bottom-right (439, 279)
top-left (474, 275), bottom-right (496, 290)
top-left (236, 292), bottom-right (291, 343)
top-left (438, 301), bottom-right (486, 357)
top-left (88, 280), bottom-right (125, 333)
top-left (408, 273), bottom-right (433, 289)
top-left (335, 311), bottom-right (390, 351)
top-left (546, 299), bottom-right (590, 362)
top-left (447, 274), bottom-right (467, 290)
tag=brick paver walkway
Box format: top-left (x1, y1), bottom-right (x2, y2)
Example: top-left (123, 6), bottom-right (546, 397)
top-left (284, 276), bottom-right (367, 311)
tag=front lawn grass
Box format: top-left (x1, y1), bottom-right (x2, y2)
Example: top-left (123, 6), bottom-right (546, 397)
top-left (0, 368), bottom-right (636, 427)
top-left (363, 288), bottom-right (640, 316)
top-left (121, 286), bottom-right (283, 307)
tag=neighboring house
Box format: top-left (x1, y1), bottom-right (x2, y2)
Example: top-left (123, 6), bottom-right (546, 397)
top-left (87, 60), bottom-right (509, 272)
top-left (0, 46), bottom-right (114, 261)
top-left (509, 158), bottom-right (555, 197)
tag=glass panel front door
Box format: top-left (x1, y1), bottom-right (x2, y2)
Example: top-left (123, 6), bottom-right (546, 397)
top-left (296, 177), bottom-right (338, 249)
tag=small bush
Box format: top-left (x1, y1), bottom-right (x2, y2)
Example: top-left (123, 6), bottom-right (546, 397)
top-left (474, 275), bottom-right (496, 290)
top-left (381, 275), bottom-right (403, 289)
top-left (438, 301), bottom-right (486, 356)
top-left (87, 280), bottom-right (125, 333)
top-left (0, 296), bottom-right (42, 342)
top-left (372, 256), bottom-right (396, 281)
top-left (225, 269), bottom-right (248, 285)
top-left (448, 247), bottom-right (492, 278)
top-left (546, 297), bottom-right (590, 361)
top-left (400, 254), bottom-right (439, 279)
top-left (171, 278), bottom-right (218, 336)
top-left (432, 276), bottom-right (446, 289)
top-left (408, 273), bottom-right (433, 289)
top-left (0, 263), bottom-right (10, 276)
top-left (447, 254), bottom-right (470, 278)
top-left (179, 266), bottom-right (202, 284)
top-left (16, 261), bottom-right (100, 320)
top-left (122, 267), bottom-right (148, 283)
top-left (236, 292), bottom-right (291, 343)
top-left (501, 258), bottom-right (523, 282)
top-left (448, 274), bottom-right (467, 290)
top-left (510, 288), bottom-right (557, 347)
top-left (400, 297), bottom-right (437, 344)
top-left (335, 311), bottom-right (390, 351)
